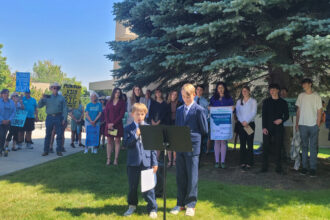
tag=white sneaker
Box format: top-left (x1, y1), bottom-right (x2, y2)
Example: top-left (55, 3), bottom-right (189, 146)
top-left (124, 205), bottom-right (136, 216)
top-left (84, 148), bottom-right (88, 154)
top-left (93, 148), bottom-right (98, 154)
top-left (170, 206), bottom-right (184, 215)
top-left (149, 211), bottom-right (157, 219)
top-left (185, 207), bottom-right (195, 216)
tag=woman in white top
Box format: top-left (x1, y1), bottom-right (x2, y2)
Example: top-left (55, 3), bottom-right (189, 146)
top-left (235, 86), bottom-right (257, 170)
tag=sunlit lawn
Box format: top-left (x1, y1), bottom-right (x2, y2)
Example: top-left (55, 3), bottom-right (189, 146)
top-left (0, 148), bottom-right (330, 219)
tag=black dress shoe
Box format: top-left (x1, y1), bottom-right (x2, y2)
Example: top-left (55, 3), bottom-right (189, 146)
top-left (300, 168), bottom-right (308, 175)
top-left (70, 143), bottom-right (75, 148)
top-left (42, 152), bottom-right (48, 156)
top-left (57, 152), bottom-right (63, 156)
top-left (79, 143), bottom-right (85, 147)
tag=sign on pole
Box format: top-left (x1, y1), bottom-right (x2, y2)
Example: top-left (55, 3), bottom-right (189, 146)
top-left (62, 84), bottom-right (82, 109)
top-left (16, 72), bottom-right (30, 92)
top-left (210, 107), bottom-right (233, 140)
top-left (85, 125), bottom-right (100, 146)
top-left (11, 109), bottom-right (28, 127)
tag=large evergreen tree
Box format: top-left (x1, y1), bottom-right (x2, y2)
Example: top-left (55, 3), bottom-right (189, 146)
top-left (107, 0), bottom-right (329, 96)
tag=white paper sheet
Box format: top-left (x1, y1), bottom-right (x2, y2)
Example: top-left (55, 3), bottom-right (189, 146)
top-left (141, 168), bottom-right (156, 192)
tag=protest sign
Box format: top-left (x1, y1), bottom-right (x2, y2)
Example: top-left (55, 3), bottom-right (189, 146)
top-left (62, 84), bottom-right (81, 109)
top-left (284, 98), bottom-right (297, 116)
top-left (11, 109), bottom-right (28, 127)
top-left (85, 125), bottom-right (100, 146)
top-left (16, 72), bottom-right (30, 92)
top-left (210, 107), bottom-right (233, 140)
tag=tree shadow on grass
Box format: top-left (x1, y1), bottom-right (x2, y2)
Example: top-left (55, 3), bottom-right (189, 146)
top-left (55, 205), bottom-right (172, 217)
top-left (1, 147), bottom-right (330, 219)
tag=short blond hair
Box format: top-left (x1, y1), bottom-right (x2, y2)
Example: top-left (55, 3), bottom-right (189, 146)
top-left (131, 103), bottom-right (148, 114)
top-left (181, 83), bottom-right (196, 97)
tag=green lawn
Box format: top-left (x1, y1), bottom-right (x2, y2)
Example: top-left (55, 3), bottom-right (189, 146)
top-left (228, 143), bottom-right (330, 159)
top-left (0, 149), bottom-right (330, 220)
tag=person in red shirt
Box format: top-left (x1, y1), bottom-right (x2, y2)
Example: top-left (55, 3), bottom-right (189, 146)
top-left (104, 88), bottom-right (126, 165)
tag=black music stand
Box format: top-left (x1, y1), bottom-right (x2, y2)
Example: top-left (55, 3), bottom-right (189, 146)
top-left (140, 125), bottom-right (192, 220)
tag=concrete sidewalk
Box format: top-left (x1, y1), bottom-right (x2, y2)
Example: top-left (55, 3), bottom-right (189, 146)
top-left (0, 128), bottom-right (86, 176)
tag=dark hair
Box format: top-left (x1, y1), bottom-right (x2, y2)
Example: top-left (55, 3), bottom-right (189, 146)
top-left (213, 82), bottom-right (231, 100)
top-left (122, 93), bottom-right (127, 102)
top-left (196, 85), bottom-right (204, 90)
top-left (110, 87), bottom-right (123, 102)
top-left (240, 86), bottom-right (251, 106)
top-left (268, 83), bottom-right (280, 90)
top-left (281, 87), bottom-right (288, 92)
top-left (1, 89), bottom-right (9, 94)
top-left (301, 78), bottom-right (312, 85)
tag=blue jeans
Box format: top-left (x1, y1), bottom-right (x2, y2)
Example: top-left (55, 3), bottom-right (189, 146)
top-left (299, 125), bottom-right (319, 170)
top-left (44, 115), bottom-right (63, 153)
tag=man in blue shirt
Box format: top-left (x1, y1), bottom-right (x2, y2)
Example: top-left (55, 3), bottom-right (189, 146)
top-left (0, 89), bottom-right (16, 157)
top-left (194, 85), bottom-right (209, 117)
top-left (38, 83), bottom-right (68, 156)
top-left (22, 89), bottom-right (38, 149)
top-left (194, 85), bottom-right (209, 167)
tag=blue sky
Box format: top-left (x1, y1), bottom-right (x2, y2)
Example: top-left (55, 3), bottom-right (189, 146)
top-left (0, 0), bottom-right (120, 88)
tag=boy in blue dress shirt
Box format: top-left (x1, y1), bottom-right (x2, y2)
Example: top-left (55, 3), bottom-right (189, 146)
top-left (171, 84), bottom-right (208, 217)
top-left (123, 103), bottom-right (158, 219)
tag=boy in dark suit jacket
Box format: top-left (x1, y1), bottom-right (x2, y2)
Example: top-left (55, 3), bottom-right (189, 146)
top-left (123, 103), bottom-right (158, 219)
top-left (170, 84), bottom-right (208, 217)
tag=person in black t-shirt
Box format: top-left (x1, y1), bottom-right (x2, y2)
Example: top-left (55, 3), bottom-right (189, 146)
top-left (261, 84), bottom-right (289, 173)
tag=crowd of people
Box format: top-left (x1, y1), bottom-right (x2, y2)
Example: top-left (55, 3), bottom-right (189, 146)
top-left (0, 78), bottom-right (329, 218)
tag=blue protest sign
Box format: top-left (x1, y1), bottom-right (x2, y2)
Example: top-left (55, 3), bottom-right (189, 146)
top-left (85, 125), bottom-right (100, 146)
top-left (16, 72), bottom-right (30, 92)
top-left (210, 107), bottom-right (233, 140)
top-left (11, 109), bottom-right (28, 127)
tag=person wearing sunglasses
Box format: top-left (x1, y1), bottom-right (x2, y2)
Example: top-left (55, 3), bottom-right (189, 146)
top-left (38, 82), bottom-right (68, 157)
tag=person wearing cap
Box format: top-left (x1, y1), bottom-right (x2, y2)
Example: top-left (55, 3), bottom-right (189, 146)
top-left (261, 83), bottom-right (289, 174)
top-left (295, 78), bottom-right (322, 177)
top-left (0, 89), bottom-right (16, 157)
top-left (4, 92), bottom-right (25, 152)
top-left (22, 89), bottom-right (38, 149)
top-left (38, 82), bottom-right (68, 156)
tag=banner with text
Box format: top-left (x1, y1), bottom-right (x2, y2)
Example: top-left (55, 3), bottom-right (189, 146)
top-left (16, 72), bottom-right (30, 92)
top-left (62, 84), bottom-right (81, 109)
top-left (11, 109), bottom-right (28, 127)
top-left (210, 107), bottom-right (233, 140)
top-left (85, 125), bottom-right (100, 147)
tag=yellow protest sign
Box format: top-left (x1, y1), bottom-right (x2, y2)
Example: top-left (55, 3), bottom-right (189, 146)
top-left (62, 84), bottom-right (82, 109)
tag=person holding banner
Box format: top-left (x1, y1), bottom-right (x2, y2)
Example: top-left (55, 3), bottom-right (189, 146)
top-left (22, 89), bottom-right (38, 149)
top-left (261, 84), bottom-right (289, 174)
top-left (170, 84), bottom-right (208, 217)
top-left (0, 89), bottom-right (16, 157)
top-left (235, 86), bottom-right (257, 171)
top-left (209, 82), bottom-right (234, 169)
top-left (38, 82), bottom-right (68, 157)
top-left (85, 92), bottom-right (102, 154)
top-left (4, 92), bottom-right (25, 152)
top-left (105, 88), bottom-right (126, 165)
